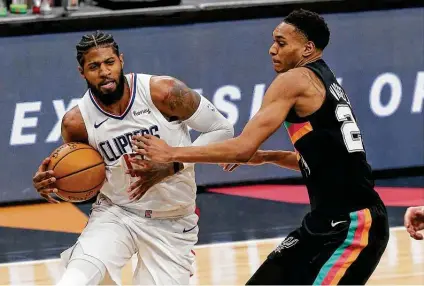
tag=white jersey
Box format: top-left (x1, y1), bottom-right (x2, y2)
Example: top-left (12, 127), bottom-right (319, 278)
top-left (78, 73), bottom-right (196, 212)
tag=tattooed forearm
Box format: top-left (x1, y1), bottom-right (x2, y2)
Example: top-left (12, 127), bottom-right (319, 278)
top-left (165, 80), bottom-right (201, 120)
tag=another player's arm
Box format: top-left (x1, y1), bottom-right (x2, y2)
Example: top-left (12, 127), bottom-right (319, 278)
top-left (133, 69), bottom-right (306, 164)
top-left (222, 150), bottom-right (299, 172)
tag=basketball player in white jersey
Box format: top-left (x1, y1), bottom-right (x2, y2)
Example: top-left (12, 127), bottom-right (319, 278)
top-left (31, 31), bottom-right (234, 285)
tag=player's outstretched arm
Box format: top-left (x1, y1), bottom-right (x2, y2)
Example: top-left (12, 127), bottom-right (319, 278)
top-left (221, 150), bottom-right (300, 172)
top-left (132, 69), bottom-right (307, 164)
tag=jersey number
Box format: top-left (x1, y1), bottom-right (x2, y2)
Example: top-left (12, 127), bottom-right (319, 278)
top-left (335, 105), bottom-right (364, 153)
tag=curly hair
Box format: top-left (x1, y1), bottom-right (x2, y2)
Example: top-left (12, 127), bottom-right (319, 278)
top-left (284, 9), bottom-right (330, 50)
top-left (76, 31), bottom-right (120, 66)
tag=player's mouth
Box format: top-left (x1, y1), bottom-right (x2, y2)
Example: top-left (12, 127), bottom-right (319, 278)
top-left (272, 58), bottom-right (281, 65)
top-left (100, 80), bottom-right (116, 91)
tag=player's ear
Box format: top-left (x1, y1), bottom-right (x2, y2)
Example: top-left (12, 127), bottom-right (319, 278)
top-left (303, 41), bottom-right (315, 57)
top-left (78, 66), bottom-right (85, 79)
top-left (119, 53), bottom-right (124, 68)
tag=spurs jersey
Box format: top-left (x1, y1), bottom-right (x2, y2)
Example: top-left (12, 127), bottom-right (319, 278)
top-left (284, 59), bottom-right (382, 215)
top-left (78, 73), bottom-right (196, 212)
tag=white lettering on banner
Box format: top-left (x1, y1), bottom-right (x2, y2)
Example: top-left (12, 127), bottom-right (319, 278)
top-left (249, 84), bottom-right (266, 119)
top-left (370, 73), bottom-right (402, 117)
top-left (7, 73), bottom-right (424, 147)
top-left (45, 99), bottom-right (81, 143)
top-left (213, 85), bottom-right (241, 125)
top-left (10, 102), bottom-right (42, 145)
top-left (412, 72), bottom-right (424, 113)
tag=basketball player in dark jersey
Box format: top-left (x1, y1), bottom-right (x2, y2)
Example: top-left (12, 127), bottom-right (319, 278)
top-left (132, 9), bottom-right (390, 284)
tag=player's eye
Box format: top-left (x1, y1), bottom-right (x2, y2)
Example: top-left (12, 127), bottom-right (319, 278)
top-left (88, 64), bottom-right (98, 70)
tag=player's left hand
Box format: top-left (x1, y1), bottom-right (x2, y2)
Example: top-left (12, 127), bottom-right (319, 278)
top-left (125, 156), bottom-right (173, 201)
top-left (131, 134), bottom-right (174, 163)
top-left (404, 206), bottom-right (424, 240)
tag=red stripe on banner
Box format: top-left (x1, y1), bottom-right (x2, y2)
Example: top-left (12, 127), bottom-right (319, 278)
top-left (208, 185), bottom-right (424, 207)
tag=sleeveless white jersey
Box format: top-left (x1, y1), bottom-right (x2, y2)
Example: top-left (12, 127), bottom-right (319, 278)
top-left (78, 73), bottom-right (196, 212)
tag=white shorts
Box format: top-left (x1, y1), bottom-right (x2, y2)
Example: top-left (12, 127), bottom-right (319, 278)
top-left (60, 197), bottom-right (199, 285)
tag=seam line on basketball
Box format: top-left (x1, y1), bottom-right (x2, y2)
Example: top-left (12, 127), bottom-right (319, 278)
top-left (58, 178), bottom-right (105, 193)
top-left (55, 161), bottom-right (105, 181)
top-left (51, 147), bottom-right (94, 170)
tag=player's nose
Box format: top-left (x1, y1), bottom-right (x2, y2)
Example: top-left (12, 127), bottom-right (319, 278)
top-left (269, 43), bottom-right (277, 56)
top-left (98, 63), bottom-right (111, 76)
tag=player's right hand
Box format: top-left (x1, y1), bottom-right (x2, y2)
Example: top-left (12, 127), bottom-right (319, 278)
top-left (32, 157), bottom-right (60, 204)
top-left (404, 206), bottom-right (424, 240)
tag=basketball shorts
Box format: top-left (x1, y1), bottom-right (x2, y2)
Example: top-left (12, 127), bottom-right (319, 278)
top-left (60, 196), bottom-right (199, 285)
top-left (247, 203), bottom-right (389, 285)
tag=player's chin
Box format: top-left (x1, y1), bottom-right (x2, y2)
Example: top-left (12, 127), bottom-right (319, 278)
top-left (99, 86), bottom-right (117, 94)
top-left (272, 64), bottom-right (285, 73)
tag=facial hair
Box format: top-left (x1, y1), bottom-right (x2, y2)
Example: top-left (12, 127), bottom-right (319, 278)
top-left (88, 69), bottom-right (126, 106)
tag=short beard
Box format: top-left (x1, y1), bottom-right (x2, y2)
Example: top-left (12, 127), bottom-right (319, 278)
top-left (88, 70), bottom-right (126, 106)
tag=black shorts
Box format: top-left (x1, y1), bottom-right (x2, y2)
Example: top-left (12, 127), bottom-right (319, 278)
top-left (246, 203), bottom-right (389, 285)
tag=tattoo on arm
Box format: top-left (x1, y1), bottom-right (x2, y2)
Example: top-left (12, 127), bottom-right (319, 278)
top-left (165, 80), bottom-right (201, 121)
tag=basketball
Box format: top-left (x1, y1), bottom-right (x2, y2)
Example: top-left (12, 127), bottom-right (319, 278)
top-left (47, 142), bottom-right (106, 203)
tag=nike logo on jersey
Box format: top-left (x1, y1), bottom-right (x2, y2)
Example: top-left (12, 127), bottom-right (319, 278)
top-left (94, 118), bottom-right (109, 128)
top-left (183, 225), bottom-right (197, 233)
top-left (331, 220), bottom-right (347, 227)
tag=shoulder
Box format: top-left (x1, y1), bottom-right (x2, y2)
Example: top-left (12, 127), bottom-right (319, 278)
top-left (62, 106), bottom-right (83, 127)
top-left (269, 68), bottom-right (311, 97)
top-left (149, 75), bottom-right (190, 102)
top-left (148, 75), bottom-right (201, 120)
top-left (61, 106), bottom-right (88, 143)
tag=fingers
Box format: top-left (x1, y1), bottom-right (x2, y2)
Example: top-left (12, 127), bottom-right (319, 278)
top-left (132, 134), bottom-right (153, 145)
top-left (404, 207), bottom-right (413, 228)
top-left (138, 134), bottom-right (153, 144)
top-left (221, 164), bottom-right (240, 172)
top-left (39, 187), bottom-right (58, 196)
top-left (127, 180), bottom-right (148, 201)
top-left (414, 232), bottom-right (424, 240)
top-left (41, 193), bottom-right (60, 204)
top-left (38, 157), bottom-right (51, 172)
top-left (129, 157), bottom-right (148, 168)
top-left (125, 169), bottom-right (148, 178)
top-left (34, 176), bottom-right (56, 190)
top-left (133, 147), bottom-right (148, 156)
top-left (33, 170), bottom-right (54, 184)
top-left (228, 164), bottom-right (240, 172)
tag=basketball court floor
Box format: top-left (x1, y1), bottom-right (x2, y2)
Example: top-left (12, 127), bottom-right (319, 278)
top-left (0, 227), bottom-right (423, 284)
top-left (0, 177), bottom-right (423, 285)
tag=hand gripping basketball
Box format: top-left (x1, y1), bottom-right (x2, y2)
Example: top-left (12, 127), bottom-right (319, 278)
top-left (33, 157), bottom-right (60, 204)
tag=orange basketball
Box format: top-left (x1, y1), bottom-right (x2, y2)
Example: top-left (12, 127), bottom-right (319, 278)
top-left (47, 142), bottom-right (105, 203)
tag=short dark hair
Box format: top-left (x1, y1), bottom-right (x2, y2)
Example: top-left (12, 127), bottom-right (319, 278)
top-left (283, 9), bottom-right (330, 50)
top-left (76, 31), bottom-right (120, 66)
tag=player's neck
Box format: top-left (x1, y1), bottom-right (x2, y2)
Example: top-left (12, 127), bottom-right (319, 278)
top-left (95, 81), bottom-right (131, 116)
top-left (295, 53), bottom-right (322, 68)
